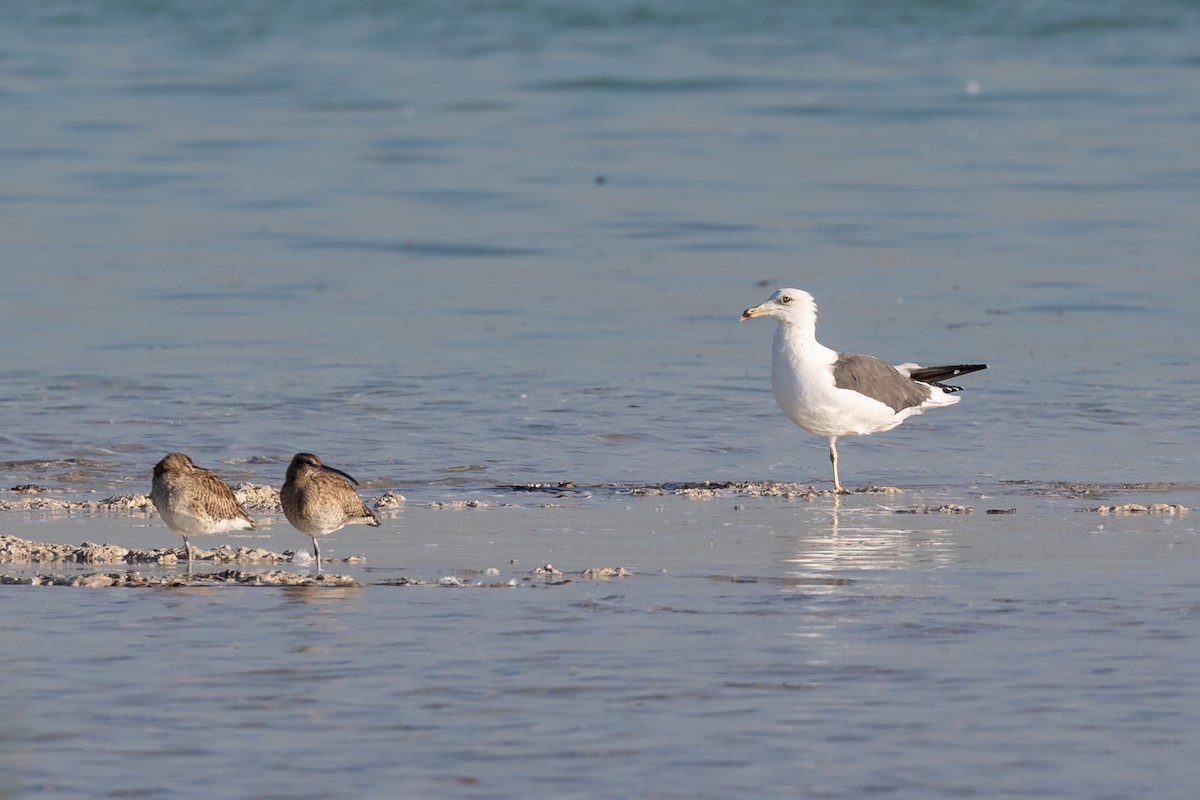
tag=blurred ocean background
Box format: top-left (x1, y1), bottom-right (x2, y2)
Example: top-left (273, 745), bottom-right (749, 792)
top-left (2, 0), bottom-right (1199, 495)
top-left (3, 3), bottom-right (1200, 799)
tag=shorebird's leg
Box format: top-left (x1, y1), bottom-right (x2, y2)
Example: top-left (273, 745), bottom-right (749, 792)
top-left (182, 536), bottom-right (195, 574)
top-left (311, 536), bottom-right (322, 573)
top-left (828, 437), bottom-right (844, 494)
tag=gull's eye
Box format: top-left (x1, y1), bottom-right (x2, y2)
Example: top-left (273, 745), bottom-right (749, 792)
top-left (779, 295), bottom-right (792, 304)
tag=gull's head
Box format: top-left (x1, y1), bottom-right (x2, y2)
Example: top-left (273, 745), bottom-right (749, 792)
top-left (740, 288), bottom-right (817, 324)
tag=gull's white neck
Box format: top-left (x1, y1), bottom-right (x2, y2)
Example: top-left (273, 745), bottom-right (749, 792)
top-left (773, 317), bottom-right (837, 367)
top-left (772, 297), bottom-right (829, 355)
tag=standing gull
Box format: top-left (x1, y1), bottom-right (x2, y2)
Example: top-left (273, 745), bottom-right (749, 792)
top-left (150, 452), bottom-right (256, 567)
top-left (741, 288), bottom-right (986, 492)
top-left (281, 452), bottom-right (380, 571)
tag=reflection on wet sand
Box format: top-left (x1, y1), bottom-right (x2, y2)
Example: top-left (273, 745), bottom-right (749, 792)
top-left (780, 496), bottom-right (959, 578)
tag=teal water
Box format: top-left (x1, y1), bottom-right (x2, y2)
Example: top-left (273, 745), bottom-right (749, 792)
top-left (2, 2), bottom-right (1200, 797)
top-left (2, 0), bottom-right (1199, 493)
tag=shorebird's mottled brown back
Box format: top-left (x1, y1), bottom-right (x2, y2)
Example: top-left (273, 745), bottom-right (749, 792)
top-left (151, 451), bottom-right (256, 538)
top-left (281, 452), bottom-right (380, 537)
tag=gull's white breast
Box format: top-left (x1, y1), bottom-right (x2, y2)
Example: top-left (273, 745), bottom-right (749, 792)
top-left (770, 326), bottom-right (939, 437)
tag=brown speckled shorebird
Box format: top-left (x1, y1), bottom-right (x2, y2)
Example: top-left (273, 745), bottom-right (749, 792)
top-left (150, 452), bottom-right (256, 568)
top-left (280, 452), bottom-right (380, 571)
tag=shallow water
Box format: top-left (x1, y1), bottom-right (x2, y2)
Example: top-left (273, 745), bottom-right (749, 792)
top-left (2, 1), bottom-right (1200, 797)
top-left (3, 488), bottom-right (1200, 799)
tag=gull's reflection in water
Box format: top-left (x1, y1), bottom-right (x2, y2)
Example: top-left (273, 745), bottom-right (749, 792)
top-left (779, 495), bottom-right (959, 582)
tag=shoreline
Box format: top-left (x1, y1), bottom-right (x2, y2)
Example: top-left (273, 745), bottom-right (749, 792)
top-left (0, 478), bottom-right (1196, 515)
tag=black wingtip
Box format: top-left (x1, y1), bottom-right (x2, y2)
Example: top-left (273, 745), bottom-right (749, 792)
top-left (907, 363), bottom-right (987, 384)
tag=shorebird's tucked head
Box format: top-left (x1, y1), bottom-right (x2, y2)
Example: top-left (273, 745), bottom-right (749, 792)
top-left (286, 452), bottom-right (323, 482)
top-left (286, 452), bottom-right (359, 486)
top-left (740, 288), bottom-right (818, 327)
top-left (154, 451), bottom-right (195, 478)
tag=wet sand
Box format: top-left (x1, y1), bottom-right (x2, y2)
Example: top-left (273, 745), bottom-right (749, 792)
top-left (0, 479), bottom-right (1192, 590)
top-left (2, 477), bottom-right (1197, 800)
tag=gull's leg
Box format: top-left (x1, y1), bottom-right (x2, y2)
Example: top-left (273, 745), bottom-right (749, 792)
top-left (828, 437), bottom-right (843, 494)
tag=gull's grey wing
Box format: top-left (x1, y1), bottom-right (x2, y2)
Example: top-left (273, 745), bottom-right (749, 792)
top-left (833, 353), bottom-right (931, 413)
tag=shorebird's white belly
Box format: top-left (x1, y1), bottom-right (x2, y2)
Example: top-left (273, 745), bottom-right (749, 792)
top-left (156, 505), bottom-right (251, 536)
